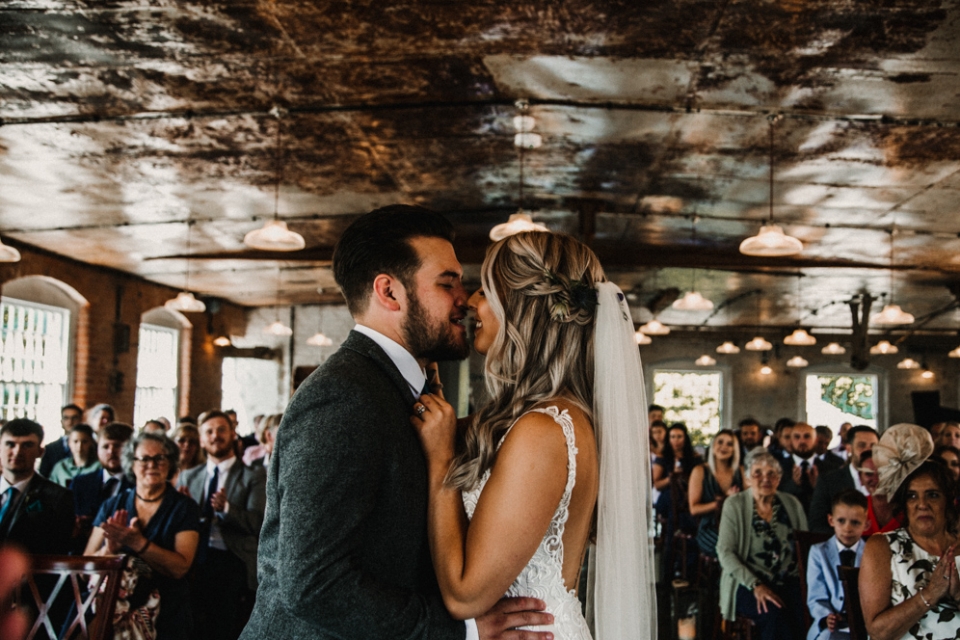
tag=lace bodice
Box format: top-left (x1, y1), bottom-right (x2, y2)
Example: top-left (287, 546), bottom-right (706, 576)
top-left (462, 406), bottom-right (592, 640)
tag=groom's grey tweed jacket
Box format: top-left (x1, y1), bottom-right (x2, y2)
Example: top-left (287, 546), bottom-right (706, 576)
top-left (239, 331), bottom-right (465, 640)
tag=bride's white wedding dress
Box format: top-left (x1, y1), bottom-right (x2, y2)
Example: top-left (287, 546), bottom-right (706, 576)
top-left (462, 406), bottom-right (593, 640)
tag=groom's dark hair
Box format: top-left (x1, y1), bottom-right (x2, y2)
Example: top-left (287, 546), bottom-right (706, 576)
top-left (333, 205), bottom-right (455, 316)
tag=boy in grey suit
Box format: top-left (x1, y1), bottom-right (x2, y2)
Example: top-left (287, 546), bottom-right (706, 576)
top-left (240, 206), bottom-right (552, 640)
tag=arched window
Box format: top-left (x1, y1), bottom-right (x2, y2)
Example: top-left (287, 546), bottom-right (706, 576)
top-left (0, 276), bottom-right (86, 436)
top-left (134, 307), bottom-right (190, 427)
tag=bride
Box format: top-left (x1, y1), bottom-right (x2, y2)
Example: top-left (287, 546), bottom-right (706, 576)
top-left (411, 231), bottom-right (656, 640)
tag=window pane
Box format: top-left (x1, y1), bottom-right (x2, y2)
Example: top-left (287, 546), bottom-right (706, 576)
top-left (134, 323), bottom-right (179, 426)
top-left (0, 297), bottom-right (70, 432)
top-left (652, 370), bottom-right (723, 443)
top-left (805, 373), bottom-right (878, 429)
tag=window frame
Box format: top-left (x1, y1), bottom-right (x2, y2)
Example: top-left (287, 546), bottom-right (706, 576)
top-left (647, 361), bottom-right (730, 437)
top-left (802, 363), bottom-right (885, 430)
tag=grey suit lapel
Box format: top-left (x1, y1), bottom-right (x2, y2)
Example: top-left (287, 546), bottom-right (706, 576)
top-left (341, 330), bottom-right (418, 405)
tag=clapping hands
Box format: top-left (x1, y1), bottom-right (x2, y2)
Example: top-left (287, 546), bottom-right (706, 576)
top-left (100, 509), bottom-right (147, 554)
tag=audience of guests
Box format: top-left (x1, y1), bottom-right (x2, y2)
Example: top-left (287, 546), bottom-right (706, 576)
top-left (178, 410), bottom-right (266, 640)
top-left (806, 489), bottom-right (868, 640)
top-left (0, 419), bottom-right (75, 555)
top-left (49, 423), bottom-right (100, 487)
top-left (933, 444), bottom-right (960, 483)
top-left (86, 431), bottom-right (200, 640)
top-left (717, 447), bottom-right (807, 640)
top-left (72, 422), bottom-right (135, 548)
top-left (809, 425), bottom-right (880, 533)
top-left (38, 403), bottom-right (83, 477)
top-left (858, 450), bottom-right (903, 536)
top-left (861, 424), bottom-right (959, 640)
top-left (688, 429), bottom-right (743, 557)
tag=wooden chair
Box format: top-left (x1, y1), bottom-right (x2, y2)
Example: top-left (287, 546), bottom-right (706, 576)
top-left (839, 566), bottom-right (867, 640)
top-left (721, 614), bottom-right (754, 640)
top-left (16, 554), bottom-right (126, 640)
top-left (794, 530), bottom-right (832, 628)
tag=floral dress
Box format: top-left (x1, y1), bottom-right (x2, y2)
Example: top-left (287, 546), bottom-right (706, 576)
top-left (885, 528), bottom-right (960, 639)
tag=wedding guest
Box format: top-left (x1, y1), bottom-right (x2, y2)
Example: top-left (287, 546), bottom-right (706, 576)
top-left (937, 423), bottom-right (960, 451)
top-left (769, 417), bottom-right (796, 460)
top-left (806, 490), bottom-right (868, 640)
top-left (49, 423), bottom-right (100, 487)
top-left (143, 419), bottom-right (168, 434)
top-left (86, 403), bottom-right (115, 432)
top-left (933, 445), bottom-right (960, 484)
top-left (832, 423), bottom-right (852, 460)
top-left (245, 414), bottom-right (281, 468)
top-left (653, 423), bottom-right (700, 492)
top-left (649, 403), bottom-right (665, 425)
top-left (86, 432), bottom-right (200, 640)
top-left (650, 419), bottom-right (667, 458)
top-left (858, 450), bottom-right (903, 536)
top-left (717, 448), bottom-right (807, 640)
top-left (738, 418), bottom-right (764, 458)
top-left (172, 424), bottom-right (204, 475)
top-left (72, 422), bottom-right (135, 548)
top-left (860, 424), bottom-right (960, 640)
top-left (809, 426), bottom-right (879, 533)
top-left (778, 422), bottom-right (822, 512)
top-left (688, 429), bottom-right (743, 557)
top-left (39, 404), bottom-right (83, 477)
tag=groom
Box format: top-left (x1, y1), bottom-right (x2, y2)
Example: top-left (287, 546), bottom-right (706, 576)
top-left (240, 205), bottom-right (553, 640)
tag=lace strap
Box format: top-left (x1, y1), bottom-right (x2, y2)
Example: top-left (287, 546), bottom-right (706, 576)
top-left (528, 406), bottom-right (578, 568)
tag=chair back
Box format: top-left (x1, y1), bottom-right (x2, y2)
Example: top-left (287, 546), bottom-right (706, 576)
top-left (839, 565), bottom-right (867, 640)
top-left (17, 554), bottom-right (126, 640)
top-left (794, 530), bottom-right (832, 628)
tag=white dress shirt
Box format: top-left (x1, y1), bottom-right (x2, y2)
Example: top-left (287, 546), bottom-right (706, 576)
top-left (101, 469), bottom-right (125, 498)
top-left (848, 462), bottom-right (868, 495)
top-left (205, 456), bottom-right (237, 550)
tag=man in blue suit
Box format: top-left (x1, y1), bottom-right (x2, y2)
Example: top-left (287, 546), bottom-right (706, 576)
top-left (38, 404), bottom-right (83, 478)
top-left (71, 422), bottom-right (134, 549)
top-left (806, 490), bottom-right (868, 640)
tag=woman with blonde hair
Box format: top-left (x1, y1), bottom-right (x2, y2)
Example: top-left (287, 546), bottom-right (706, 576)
top-left (689, 429), bottom-right (743, 557)
top-left (412, 231), bottom-right (654, 639)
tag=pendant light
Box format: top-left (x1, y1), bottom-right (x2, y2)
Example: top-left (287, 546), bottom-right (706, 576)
top-left (821, 342), bottom-right (846, 355)
top-left (786, 355), bottom-right (809, 368)
top-left (638, 318), bottom-right (670, 336)
top-left (213, 335), bottom-right (232, 347)
top-left (716, 341), bottom-right (741, 354)
top-left (244, 107), bottom-right (306, 252)
top-left (870, 340), bottom-right (898, 355)
top-left (673, 217), bottom-right (713, 311)
top-left (695, 354), bottom-right (716, 366)
top-left (949, 346), bottom-right (960, 358)
top-left (0, 237), bottom-right (20, 262)
top-left (897, 357), bottom-right (920, 370)
top-left (784, 273), bottom-right (816, 346)
top-left (263, 267), bottom-right (292, 336)
top-left (739, 114), bottom-right (803, 257)
top-left (165, 219), bottom-right (206, 313)
top-left (490, 100), bottom-right (548, 241)
top-left (745, 336), bottom-right (773, 351)
top-left (634, 330), bottom-right (652, 345)
top-left (872, 226), bottom-right (914, 325)
top-left (306, 303), bottom-right (333, 346)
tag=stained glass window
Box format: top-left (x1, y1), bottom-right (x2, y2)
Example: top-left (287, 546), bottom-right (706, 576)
top-left (652, 369), bottom-right (723, 443)
top-left (805, 373), bottom-right (878, 429)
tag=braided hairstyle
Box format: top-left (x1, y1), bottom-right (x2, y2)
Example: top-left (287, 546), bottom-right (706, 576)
top-left (447, 231), bottom-right (606, 490)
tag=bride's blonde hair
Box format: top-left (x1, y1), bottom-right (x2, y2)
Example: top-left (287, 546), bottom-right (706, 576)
top-left (447, 231), bottom-right (606, 490)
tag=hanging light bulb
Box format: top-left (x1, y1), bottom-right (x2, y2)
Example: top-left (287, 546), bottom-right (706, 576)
top-left (872, 304), bottom-right (915, 325)
top-left (745, 336), bottom-right (773, 351)
top-left (949, 346), bottom-right (960, 358)
top-left (672, 291), bottom-right (714, 311)
top-left (716, 341), bottom-right (741, 354)
top-left (489, 212), bottom-right (548, 241)
top-left (264, 320), bottom-right (293, 337)
top-left (213, 335), bottom-right (232, 347)
top-left (786, 355), bottom-right (809, 367)
top-left (306, 332), bottom-right (333, 346)
top-left (870, 340), bottom-right (898, 355)
top-left (634, 330), bottom-right (652, 345)
top-left (821, 342), bottom-right (846, 355)
top-left (784, 328), bottom-right (816, 346)
top-left (165, 291), bottom-right (206, 313)
top-left (695, 354), bottom-right (716, 366)
top-left (0, 237), bottom-right (21, 262)
top-left (759, 364), bottom-right (773, 375)
top-left (897, 357), bottom-right (920, 370)
top-left (740, 115), bottom-right (802, 257)
top-left (921, 368), bottom-right (935, 380)
top-left (639, 319), bottom-right (670, 336)
top-left (244, 107), bottom-right (306, 252)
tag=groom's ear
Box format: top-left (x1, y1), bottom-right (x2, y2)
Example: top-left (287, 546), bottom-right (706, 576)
top-left (371, 273), bottom-right (403, 312)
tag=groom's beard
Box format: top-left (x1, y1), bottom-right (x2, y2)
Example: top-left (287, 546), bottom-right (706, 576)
top-left (402, 288), bottom-right (469, 362)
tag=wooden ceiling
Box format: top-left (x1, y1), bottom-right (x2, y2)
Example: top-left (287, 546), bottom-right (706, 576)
top-left (2, 0), bottom-right (959, 341)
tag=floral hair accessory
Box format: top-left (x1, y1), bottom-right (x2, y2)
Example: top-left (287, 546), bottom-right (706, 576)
top-left (873, 423), bottom-right (934, 498)
top-left (543, 270), bottom-right (598, 322)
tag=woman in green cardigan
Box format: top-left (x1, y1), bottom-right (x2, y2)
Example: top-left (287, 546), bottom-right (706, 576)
top-left (717, 447), bottom-right (808, 640)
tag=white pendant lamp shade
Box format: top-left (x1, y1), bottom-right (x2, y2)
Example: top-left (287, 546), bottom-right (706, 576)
top-left (759, 365), bottom-right (773, 375)
top-left (672, 291), bottom-right (714, 311)
top-left (634, 330), bottom-right (652, 345)
top-left (872, 304), bottom-right (915, 325)
top-left (739, 224), bottom-right (803, 257)
top-left (306, 332), bottom-right (333, 346)
top-left (0, 238), bottom-right (21, 262)
top-left (949, 346), bottom-right (960, 358)
top-left (786, 355), bottom-right (809, 367)
top-left (716, 341), bottom-right (741, 354)
top-left (244, 219), bottom-right (306, 252)
top-left (264, 320), bottom-right (293, 337)
top-left (165, 291), bottom-right (206, 312)
top-left (821, 342), bottom-right (846, 355)
top-left (897, 357), bottom-right (920, 370)
top-left (213, 335), bottom-right (232, 347)
top-left (745, 336), bottom-right (773, 351)
top-left (639, 319), bottom-right (670, 336)
top-left (695, 354), bottom-right (716, 366)
top-left (870, 340), bottom-right (898, 355)
top-left (489, 212), bottom-right (548, 241)
top-left (784, 328), bottom-right (816, 346)
top-left (922, 369), bottom-right (935, 380)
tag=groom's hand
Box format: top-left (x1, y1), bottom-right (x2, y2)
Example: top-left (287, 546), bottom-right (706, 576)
top-left (475, 597), bottom-right (554, 640)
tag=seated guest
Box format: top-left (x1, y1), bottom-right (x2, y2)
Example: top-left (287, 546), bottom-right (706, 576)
top-left (650, 419), bottom-right (667, 458)
top-left (806, 490), bottom-right (868, 640)
top-left (858, 450), bottom-right (903, 536)
top-left (860, 424), bottom-right (959, 640)
top-left (39, 403), bottom-right (83, 477)
top-left (689, 429), bottom-right (743, 557)
top-left (933, 445), bottom-right (960, 484)
top-left (809, 425), bottom-right (879, 533)
top-left (717, 448), bottom-right (807, 640)
top-left (738, 417), bottom-right (764, 460)
top-left (653, 422), bottom-right (701, 492)
top-left (86, 403), bottom-right (115, 432)
top-left (815, 426), bottom-right (845, 475)
top-left (49, 423), bottom-right (100, 487)
top-left (86, 432), bottom-right (200, 640)
top-left (937, 422), bottom-right (960, 450)
top-left (832, 423), bottom-right (852, 460)
top-left (142, 420), bottom-right (168, 434)
top-left (768, 417), bottom-right (796, 460)
top-left (171, 424), bottom-right (204, 477)
top-left (72, 422), bottom-right (135, 548)
top-left (0, 419), bottom-right (75, 555)
top-left (779, 422), bottom-right (821, 512)
top-left (242, 413), bottom-right (280, 466)
top-left (249, 414), bottom-right (281, 469)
